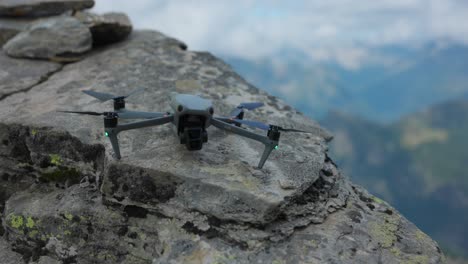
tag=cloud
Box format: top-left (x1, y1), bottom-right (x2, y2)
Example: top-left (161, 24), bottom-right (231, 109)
top-left (93, 0), bottom-right (468, 69)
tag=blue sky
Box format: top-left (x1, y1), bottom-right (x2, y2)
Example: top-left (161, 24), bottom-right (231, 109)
top-left (94, 0), bottom-right (468, 70)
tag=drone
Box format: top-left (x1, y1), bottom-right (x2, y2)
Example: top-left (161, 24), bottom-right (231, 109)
top-left (60, 89), bottom-right (314, 169)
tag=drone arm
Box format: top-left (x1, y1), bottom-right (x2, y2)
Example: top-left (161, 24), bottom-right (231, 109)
top-left (211, 117), bottom-right (278, 169)
top-left (113, 114), bottom-right (174, 133)
top-left (105, 115), bottom-right (174, 159)
top-left (116, 110), bottom-right (169, 119)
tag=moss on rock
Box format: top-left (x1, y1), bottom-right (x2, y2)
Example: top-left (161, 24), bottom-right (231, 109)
top-left (40, 166), bottom-right (81, 184)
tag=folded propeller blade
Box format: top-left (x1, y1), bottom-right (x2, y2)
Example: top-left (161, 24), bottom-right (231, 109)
top-left (58, 110), bottom-right (105, 116)
top-left (58, 109), bottom-right (165, 120)
top-left (229, 102), bottom-right (264, 117)
top-left (229, 108), bottom-right (242, 118)
top-left (231, 118), bottom-right (270, 130)
top-left (230, 118), bottom-right (315, 134)
top-left (240, 102), bottom-right (264, 110)
top-left (124, 87), bottom-right (144, 98)
top-left (82, 90), bottom-right (116, 102)
top-left (82, 87), bottom-right (144, 102)
top-left (279, 128), bottom-right (314, 134)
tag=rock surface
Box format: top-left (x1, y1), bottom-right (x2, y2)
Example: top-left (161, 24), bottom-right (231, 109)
top-left (0, 0), bottom-right (94, 17)
top-left (0, 18), bottom-right (33, 45)
top-left (0, 238), bottom-right (24, 264)
top-left (0, 29), bottom-right (444, 263)
top-left (0, 52), bottom-right (61, 100)
top-left (3, 16), bottom-right (91, 61)
top-left (75, 11), bottom-right (132, 45)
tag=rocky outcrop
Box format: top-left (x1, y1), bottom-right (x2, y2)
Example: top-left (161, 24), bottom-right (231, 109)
top-left (0, 3), bottom-right (445, 264)
top-left (1, 1), bottom-right (131, 62)
top-left (3, 16), bottom-right (92, 61)
top-left (75, 11), bottom-right (132, 45)
top-left (0, 18), bottom-right (32, 45)
top-left (0, 0), bottom-right (94, 17)
top-left (0, 30), bottom-right (445, 263)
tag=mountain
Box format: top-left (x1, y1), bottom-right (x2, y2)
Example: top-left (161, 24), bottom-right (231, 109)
top-left (321, 100), bottom-right (468, 258)
top-left (223, 44), bottom-right (468, 122)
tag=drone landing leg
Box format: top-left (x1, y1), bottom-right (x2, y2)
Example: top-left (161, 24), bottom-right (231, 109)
top-left (107, 132), bottom-right (121, 159)
top-left (258, 144), bottom-right (275, 169)
top-left (211, 117), bottom-right (278, 169)
top-left (105, 115), bottom-right (174, 159)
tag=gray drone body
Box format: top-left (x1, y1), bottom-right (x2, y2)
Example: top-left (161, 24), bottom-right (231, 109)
top-left (170, 92), bottom-right (213, 129)
top-left (61, 89), bottom-right (313, 169)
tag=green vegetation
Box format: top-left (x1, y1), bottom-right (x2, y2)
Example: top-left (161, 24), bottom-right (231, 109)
top-left (9, 214), bottom-right (24, 229)
top-left (49, 154), bottom-right (62, 166)
top-left (41, 167), bottom-right (81, 183)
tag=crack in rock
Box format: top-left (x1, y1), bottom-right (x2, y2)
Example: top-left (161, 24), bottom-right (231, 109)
top-left (0, 54), bottom-right (63, 102)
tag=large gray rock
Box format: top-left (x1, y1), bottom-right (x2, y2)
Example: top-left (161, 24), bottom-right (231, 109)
top-left (0, 18), bottom-right (32, 45)
top-left (75, 11), bottom-right (133, 45)
top-left (0, 0), bottom-right (94, 17)
top-left (0, 53), bottom-right (61, 100)
top-left (0, 30), bottom-right (444, 263)
top-left (3, 15), bottom-right (91, 61)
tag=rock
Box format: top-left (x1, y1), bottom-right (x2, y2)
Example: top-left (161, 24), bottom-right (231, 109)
top-left (3, 16), bottom-right (92, 61)
top-left (2, 31), bottom-right (327, 225)
top-left (0, 238), bottom-right (23, 264)
top-left (35, 256), bottom-right (61, 264)
top-left (4, 184), bottom-right (161, 263)
top-left (0, 30), bottom-right (444, 263)
top-left (0, 53), bottom-right (61, 100)
top-left (0, 18), bottom-right (32, 45)
top-left (0, 0), bottom-right (94, 17)
top-left (75, 11), bottom-right (132, 45)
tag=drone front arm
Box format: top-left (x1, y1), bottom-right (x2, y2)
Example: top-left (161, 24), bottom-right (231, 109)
top-left (113, 114), bottom-right (174, 133)
top-left (211, 117), bottom-right (278, 169)
top-left (105, 114), bottom-right (174, 159)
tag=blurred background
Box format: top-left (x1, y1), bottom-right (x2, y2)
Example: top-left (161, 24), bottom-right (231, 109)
top-left (94, 1), bottom-right (468, 261)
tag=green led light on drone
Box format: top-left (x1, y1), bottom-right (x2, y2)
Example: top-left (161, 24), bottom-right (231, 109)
top-left (274, 145), bottom-right (278, 150)
top-left (105, 132), bottom-right (109, 137)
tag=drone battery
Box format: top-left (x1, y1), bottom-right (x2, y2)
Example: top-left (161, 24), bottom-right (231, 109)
top-left (104, 116), bottom-right (118, 128)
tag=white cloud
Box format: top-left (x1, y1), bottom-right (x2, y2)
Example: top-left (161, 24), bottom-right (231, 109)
top-left (93, 0), bottom-right (468, 69)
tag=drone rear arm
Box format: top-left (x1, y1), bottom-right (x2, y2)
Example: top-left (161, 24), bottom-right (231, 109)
top-left (211, 117), bottom-right (278, 169)
top-left (105, 114), bottom-right (174, 159)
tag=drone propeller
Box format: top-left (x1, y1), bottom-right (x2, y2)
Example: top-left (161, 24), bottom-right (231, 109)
top-left (231, 118), bottom-right (314, 133)
top-left (230, 118), bottom-right (270, 130)
top-left (58, 110), bottom-right (165, 120)
top-left (82, 87), bottom-right (144, 102)
top-left (58, 110), bottom-right (110, 116)
top-left (230, 102), bottom-right (264, 118)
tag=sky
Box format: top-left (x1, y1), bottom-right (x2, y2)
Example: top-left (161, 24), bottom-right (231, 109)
top-left (94, 0), bottom-right (468, 70)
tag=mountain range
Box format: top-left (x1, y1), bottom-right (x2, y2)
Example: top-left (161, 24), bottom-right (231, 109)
top-left (224, 43), bottom-right (468, 122)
